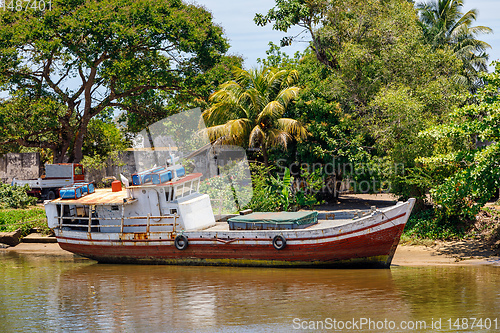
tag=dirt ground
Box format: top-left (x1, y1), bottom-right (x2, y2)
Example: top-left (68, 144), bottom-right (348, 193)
top-left (315, 193), bottom-right (398, 211)
top-left (392, 240), bottom-right (500, 266)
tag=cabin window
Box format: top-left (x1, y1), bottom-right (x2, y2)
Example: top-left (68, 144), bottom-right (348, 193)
top-left (170, 209), bottom-right (177, 215)
top-left (175, 184), bottom-right (189, 199)
top-left (111, 205), bottom-right (119, 211)
top-left (74, 165), bottom-right (83, 175)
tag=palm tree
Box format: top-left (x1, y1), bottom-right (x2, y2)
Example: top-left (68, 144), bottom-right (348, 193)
top-left (417, 0), bottom-right (492, 91)
top-left (202, 67), bottom-right (308, 166)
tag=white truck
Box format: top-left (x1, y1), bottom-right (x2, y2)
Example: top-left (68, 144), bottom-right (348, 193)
top-left (11, 163), bottom-right (85, 200)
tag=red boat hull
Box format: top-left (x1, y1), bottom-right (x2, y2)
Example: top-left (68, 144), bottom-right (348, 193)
top-left (57, 222), bottom-right (405, 268)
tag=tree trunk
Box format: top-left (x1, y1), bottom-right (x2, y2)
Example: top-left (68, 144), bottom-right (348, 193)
top-left (262, 143), bottom-right (269, 167)
top-left (73, 115), bottom-right (92, 163)
top-left (52, 143), bottom-right (69, 163)
top-left (73, 133), bottom-right (84, 163)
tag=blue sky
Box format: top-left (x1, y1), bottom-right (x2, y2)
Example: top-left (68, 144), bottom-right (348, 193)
top-left (194, 0), bottom-right (500, 71)
top-left (193, 0), bottom-right (308, 68)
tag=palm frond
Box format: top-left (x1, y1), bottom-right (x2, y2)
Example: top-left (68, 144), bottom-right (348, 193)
top-left (275, 86), bottom-right (300, 108)
top-left (278, 118), bottom-right (309, 140)
top-left (232, 67), bottom-right (252, 88)
top-left (204, 66), bottom-right (303, 159)
top-left (266, 129), bottom-right (292, 150)
top-left (226, 118), bottom-right (252, 141)
top-left (257, 101), bottom-right (285, 123)
top-left (249, 126), bottom-right (264, 148)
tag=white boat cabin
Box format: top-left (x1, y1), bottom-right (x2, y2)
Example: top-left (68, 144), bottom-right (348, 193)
top-left (45, 165), bottom-right (216, 235)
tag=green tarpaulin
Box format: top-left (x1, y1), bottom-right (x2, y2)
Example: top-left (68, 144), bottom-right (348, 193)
top-left (228, 211), bottom-right (318, 225)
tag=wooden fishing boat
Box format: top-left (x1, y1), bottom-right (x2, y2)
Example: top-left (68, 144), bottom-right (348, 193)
top-left (44, 163), bottom-right (415, 268)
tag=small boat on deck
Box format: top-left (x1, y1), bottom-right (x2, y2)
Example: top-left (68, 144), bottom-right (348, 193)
top-left (44, 161), bottom-right (416, 268)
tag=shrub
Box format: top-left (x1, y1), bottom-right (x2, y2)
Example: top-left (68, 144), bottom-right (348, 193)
top-left (0, 184), bottom-right (37, 209)
top-left (246, 165), bottom-right (324, 212)
top-left (199, 160), bottom-right (253, 214)
top-left (245, 164), bottom-right (283, 212)
top-left (0, 207), bottom-right (48, 234)
top-left (403, 208), bottom-right (466, 240)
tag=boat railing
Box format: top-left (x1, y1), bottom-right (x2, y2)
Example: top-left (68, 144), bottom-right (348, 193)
top-left (55, 214), bottom-right (179, 234)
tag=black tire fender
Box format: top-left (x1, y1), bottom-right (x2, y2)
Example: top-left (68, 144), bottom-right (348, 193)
top-left (272, 235), bottom-right (286, 250)
top-left (174, 234), bottom-right (188, 250)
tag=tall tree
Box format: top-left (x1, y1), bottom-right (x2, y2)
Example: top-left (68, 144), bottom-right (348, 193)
top-left (255, 0), bottom-right (464, 205)
top-left (419, 62), bottom-right (500, 220)
top-left (417, 0), bottom-right (492, 91)
top-left (203, 67), bottom-right (308, 166)
top-left (0, 0), bottom-right (228, 163)
top-left (256, 0), bottom-right (461, 110)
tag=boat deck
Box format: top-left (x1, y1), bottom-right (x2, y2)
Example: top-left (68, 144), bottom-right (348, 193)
top-left (52, 189), bottom-right (135, 205)
top-left (203, 218), bottom-right (356, 232)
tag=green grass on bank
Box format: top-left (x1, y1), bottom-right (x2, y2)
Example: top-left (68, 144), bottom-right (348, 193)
top-left (0, 207), bottom-right (50, 235)
top-left (401, 206), bottom-right (500, 244)
top-left (402, 209), bottom-right (465, 241)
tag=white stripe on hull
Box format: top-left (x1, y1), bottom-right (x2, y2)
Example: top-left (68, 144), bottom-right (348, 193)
top-left (55, 201), bottom-right (411, 248)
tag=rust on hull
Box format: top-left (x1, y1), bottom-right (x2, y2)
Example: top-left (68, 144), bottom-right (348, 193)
top-left (57, 223), bottom-right (405, 268)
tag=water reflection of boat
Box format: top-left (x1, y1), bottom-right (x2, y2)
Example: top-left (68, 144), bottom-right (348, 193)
top-left (44, 159), bottom-right (415, 268)
top-left (54, 264), bottom-right (410, 329)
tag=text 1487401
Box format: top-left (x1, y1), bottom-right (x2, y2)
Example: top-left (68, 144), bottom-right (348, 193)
top-left (1, 0), bottom-right (52, 11)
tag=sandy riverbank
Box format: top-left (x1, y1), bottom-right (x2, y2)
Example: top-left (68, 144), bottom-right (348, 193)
top-left (392, 241), bottom-right (500, 266)
top-left (2, 241), bottom-right (500, 266)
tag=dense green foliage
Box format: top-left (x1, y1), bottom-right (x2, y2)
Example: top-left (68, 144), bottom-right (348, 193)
top-left (403, 209), bottom-right (466, 240)
top-left (0, 0), bottom-right (229, 163)
top-left (244, 165), bottom-right (284, 212)
top-left (419, 63), bottom-right (500, 221)
top-left (199, 163), bottom-right (324, 213)
top-left (0, 207), bottom-right (48, 234)
top-left (256, 0), bottom-right (465, 208)
top-left (0, 184), bottom-right (36, 209)
top-left (245, 165), bottom-right (324, 212)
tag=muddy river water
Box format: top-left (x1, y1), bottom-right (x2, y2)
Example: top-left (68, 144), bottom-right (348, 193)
top-left (1, 251), bottom-right (499, 332)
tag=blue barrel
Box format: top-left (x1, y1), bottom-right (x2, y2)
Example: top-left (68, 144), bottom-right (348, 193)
top-left (60, 186), bottom-right (83, 199)
top-left (131, 173), bottom-right (142, 186)
top-left (176, 167), bottom-right (185, 178)
top-left (132, 166), bottom-right (166, 185)
top-left (75, 183), bottom-right (88, 195)
top-left (152, 170), bottom-right (172, 184)
top-left (132, 170), bottom-right (152, 185)
top-left (74, 182), bottom-right (95, 195)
